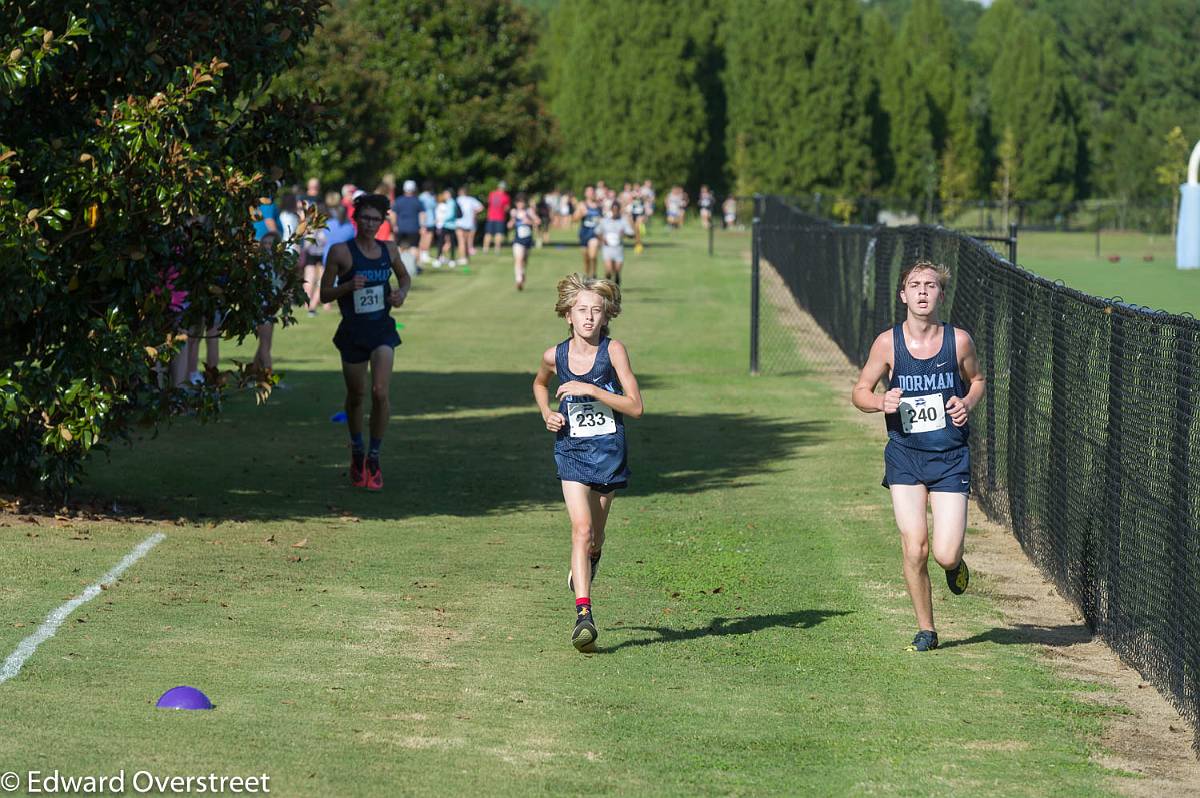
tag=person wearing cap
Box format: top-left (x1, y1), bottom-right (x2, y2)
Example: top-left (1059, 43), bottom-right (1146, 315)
top-left (484, 180), bottom-right (511, 254)
top-left (390, 179), bottom-right (423, 278)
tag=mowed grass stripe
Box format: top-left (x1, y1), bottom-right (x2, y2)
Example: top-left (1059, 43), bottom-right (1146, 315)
top-left (0, 226), bottom-right (1126, 796)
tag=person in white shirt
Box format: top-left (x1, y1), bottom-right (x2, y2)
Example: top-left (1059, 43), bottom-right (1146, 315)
top-left (455, 186), bottom-right (484, 266)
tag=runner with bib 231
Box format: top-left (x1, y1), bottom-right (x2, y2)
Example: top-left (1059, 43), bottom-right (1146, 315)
top-left (321, 193), bottom-right (411, 492)
top-left (852, 260), bottom-right (985, 652)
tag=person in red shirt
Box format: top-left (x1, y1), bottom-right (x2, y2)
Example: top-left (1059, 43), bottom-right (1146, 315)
top-left (373, 183), bottom-right (394, 243)
top-left (483, 180), bottom-right (511, 254)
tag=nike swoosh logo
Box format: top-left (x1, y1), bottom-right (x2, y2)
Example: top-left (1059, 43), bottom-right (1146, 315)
top-left (936, 362), bottom-right (947, 367)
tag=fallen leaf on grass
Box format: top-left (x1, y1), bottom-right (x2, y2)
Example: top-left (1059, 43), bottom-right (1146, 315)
top-left (263, 534), bottom-right (275, 544)
top-left (291, 538), bottom-right (308, 548)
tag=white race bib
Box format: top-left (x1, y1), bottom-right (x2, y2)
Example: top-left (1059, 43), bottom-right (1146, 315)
top-left (517, 224), bottom-right (532, 239)
top-left (353, 284), bottom-right (385, 314)
top-left (604, 232), bottom-right (621, 247)
top-left (898, 392), bottom-right (947, 434)
top-left (567, 400), bottom-right (617, 438)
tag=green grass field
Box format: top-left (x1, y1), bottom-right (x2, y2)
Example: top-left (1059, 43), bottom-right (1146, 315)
top-left (0, 224), bottom-right (1139, 795)
top-left (1016, 230), bottom-right (1200, 316)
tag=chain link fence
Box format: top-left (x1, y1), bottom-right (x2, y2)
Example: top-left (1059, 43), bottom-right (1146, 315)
top-left (751, 194), bottom-right (1200, 752)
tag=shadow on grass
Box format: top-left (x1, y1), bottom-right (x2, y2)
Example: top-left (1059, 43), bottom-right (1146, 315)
top-left (598, 609), bottom-right (851, 653)
top-left (938, 623), bottom-right (1094, 649)
top-left (82, 370), bottom-right (827, 523)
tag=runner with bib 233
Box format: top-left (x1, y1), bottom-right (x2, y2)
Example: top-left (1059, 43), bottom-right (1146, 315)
top-left (533, 275), bottom-right (643, 653)
top-left (852, 260), bottom-right (985, 652)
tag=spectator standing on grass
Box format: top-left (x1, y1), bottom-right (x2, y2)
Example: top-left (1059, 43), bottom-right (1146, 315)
top-left (484, 180), bottom-right (511, 254)
top-left (418, 181), bottom-right (438, 266)
top-left (391, 179), bottom-right (423, 278)
top-left (434, 188), bottom-right (459, 267)
top-left (456, 186), bottom-right (484, 265)
top-left (851, 260), bottom-right (984, 652)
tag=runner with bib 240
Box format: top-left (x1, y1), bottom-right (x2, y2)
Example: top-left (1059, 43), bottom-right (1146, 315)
top-left (851, 260), bottom-right (985, 652)
top-left (321, 193), bottom-right (411, 492)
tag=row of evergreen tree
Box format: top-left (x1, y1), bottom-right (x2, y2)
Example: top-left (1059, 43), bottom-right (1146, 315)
top-left (288, 0), bottom-right (1199, 206)
top-left (541, 0), bottom-right (1200, 205)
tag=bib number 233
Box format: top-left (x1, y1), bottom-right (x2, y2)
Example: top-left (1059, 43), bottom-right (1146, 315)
top-left (354, 284), bottom-right (384, 314)
top-left (567, 401), bottom-right (617, 438)
top-left (899, 392), bottom-right (946, 434)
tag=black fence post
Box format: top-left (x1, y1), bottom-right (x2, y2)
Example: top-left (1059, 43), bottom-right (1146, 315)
top-left (1008, 222), bottom-right (1018, 265)
top-left (750, 194), bottom-right (762, 375)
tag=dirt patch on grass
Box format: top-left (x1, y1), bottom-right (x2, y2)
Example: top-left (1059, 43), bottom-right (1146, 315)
top-left (760, 257), bottom-right (1200, 795)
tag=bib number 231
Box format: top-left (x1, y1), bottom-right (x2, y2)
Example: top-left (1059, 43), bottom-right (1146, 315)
top-left (354, 284), bottom-right (384, 314)
top-left (899, 393), bottom-right (947, 434)
top-left (567, 401), bottom-right (617, 438)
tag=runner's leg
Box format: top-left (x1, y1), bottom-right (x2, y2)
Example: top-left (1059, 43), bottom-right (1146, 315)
top-left (891, 484), bottom-right (935, 631)
top-left (929, 491), bottom-right (968, 570)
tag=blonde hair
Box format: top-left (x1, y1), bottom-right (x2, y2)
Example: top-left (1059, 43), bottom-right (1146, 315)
top-left (555, 274), bottom-right (622, 337)
top-left (898, 260), bottom-right (951, 294)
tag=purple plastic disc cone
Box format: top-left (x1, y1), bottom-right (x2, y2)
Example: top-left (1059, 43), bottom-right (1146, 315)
top-left (156, 685), bottom-right (213, 710)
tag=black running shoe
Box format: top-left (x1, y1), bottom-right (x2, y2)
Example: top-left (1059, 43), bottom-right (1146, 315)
top-left (906, 630), bottom-right (939, 652)
top-left (572, 606), bottom-right (598, 652)
top-left (567, 550), bottom-right (602, 592)
top-left (946, 558), bottom-right (970, 595)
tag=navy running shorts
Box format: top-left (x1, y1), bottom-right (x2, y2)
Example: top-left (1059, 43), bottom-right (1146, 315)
top-left (394, 231), bottom-right (419, 247)
top-left (485, 220), bottom-right (506, 235)
top-left (882, 441), bottom-right (970, 494)
top-left (333, 318), bottom-right (401, 364)
top-left (587, 481), bottom-right (626, 494)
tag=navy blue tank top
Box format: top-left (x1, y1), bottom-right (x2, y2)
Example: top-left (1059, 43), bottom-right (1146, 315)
top-left (513, 208), bottom-right (535, 247)
top-left (336, 239), bottom-right (393, 324)
top-left (553, 337), bottom-right (629, 485)
top-left (579, 204), bottom-right (601, 241)
top-left (886, 322), bottom-right (968, 451)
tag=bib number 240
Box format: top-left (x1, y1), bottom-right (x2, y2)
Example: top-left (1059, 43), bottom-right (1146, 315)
top-left (898, 392), bottom-right (947, 434)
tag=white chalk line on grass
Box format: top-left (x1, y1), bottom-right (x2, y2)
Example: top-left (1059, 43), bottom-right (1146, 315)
top-left (0, 532), bottom-right (166, 684)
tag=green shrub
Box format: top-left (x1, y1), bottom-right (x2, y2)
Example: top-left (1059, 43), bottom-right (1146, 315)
top-left (0, 2), bottom-right (325, 495)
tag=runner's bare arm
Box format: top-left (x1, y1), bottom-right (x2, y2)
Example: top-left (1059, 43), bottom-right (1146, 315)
top-left (946, 329), bottom-right (985, 426)
top-left (533, 347), bottom-right (564, 432)
top-left (318, 243), bottom-right (360, 303)
top-left (853, 330), bottom-right (900, 413)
